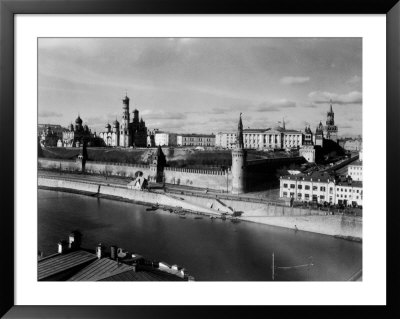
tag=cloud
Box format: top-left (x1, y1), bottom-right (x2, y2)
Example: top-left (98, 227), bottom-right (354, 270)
top-left (308, 91), bottom-right (362, 105)
top-left (39, 110), bottom-right (63, 118)
top-left (280, 76), bottom-right (310, 85)
top-left (347, 75), bottom-right (361, 85)
top-left (255, 99), bottom-right (297, 112)
top-left (141, 110), bottom-right (187, 120)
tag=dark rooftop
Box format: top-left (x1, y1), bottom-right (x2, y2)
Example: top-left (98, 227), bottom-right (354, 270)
top-left (336, 180), bottom-right (362, 188)
top-left (282, 171), bottom-right (336, 183)
top-left (68, 257), bottom-right (133, 281)
top-left (98, 266), bottom-right (185, 281)
top-left (38, 250), bottom-right (97, 281)
top-left (349, 160), bottom-right (362, 166)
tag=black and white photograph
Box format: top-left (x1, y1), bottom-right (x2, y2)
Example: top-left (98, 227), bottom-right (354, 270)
top-left (37, 37), bottom-right (363, 282)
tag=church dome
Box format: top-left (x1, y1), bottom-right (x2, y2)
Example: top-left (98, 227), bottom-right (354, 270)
top-left (105, 123), bottom-right (111, 129)
top-left (113, 119), bottom-right (119, 127)
top-left (75, 115), bottom-right (83, 124)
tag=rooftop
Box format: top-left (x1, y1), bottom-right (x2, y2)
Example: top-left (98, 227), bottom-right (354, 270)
top-left (98, 266), bottom-right (185, 281)
top-left (349, 160), bottom-right (362, 166)
top-left (38, 250), bottom-right (97, 280)
top-left (68, 257), bottom-right (133, 281)
top-left (282, 171), bottom-right (335, 183)
top-left (180, 133), bottom-right (215, 138)
top-left (336, 180), bottom-right (362, 188)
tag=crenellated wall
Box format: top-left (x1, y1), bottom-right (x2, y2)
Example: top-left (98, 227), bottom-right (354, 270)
top-left (163, 167), bottom-right (231, 191)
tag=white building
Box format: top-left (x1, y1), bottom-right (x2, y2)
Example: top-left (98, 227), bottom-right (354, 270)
top-left (216, 125), bottom-right (302, 150)
top-left (177, 134), bottom-right (215, 147)
top-left (154, 132), bottom-right (177, 146)
top-left (280, 171), bottom-right (336, 204)
top-left (335, 180), bottom-right (363, 207)
top-left (347, 160), bottom-right (363, 181)
top-left (279, 171), bottom-right (363, 207)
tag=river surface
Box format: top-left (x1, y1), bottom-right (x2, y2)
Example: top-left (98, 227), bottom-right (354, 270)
top-left (38, 189), bottom-right (362, 281)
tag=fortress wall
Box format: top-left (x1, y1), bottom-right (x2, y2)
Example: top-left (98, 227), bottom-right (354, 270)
top-left (38, 158), bottom-right (152, 178)
top-left (164, 167), bottom-right (230, 191)
top-left (38, 158), bottom-right (80, 171)
top-left (84, 161), bottom-right (152, 178)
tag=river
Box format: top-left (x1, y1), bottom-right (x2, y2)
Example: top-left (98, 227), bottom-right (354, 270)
top-left (38, 189), bottom-right (362, 281)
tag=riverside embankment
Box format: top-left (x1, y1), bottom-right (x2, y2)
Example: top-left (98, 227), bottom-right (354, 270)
top-left (38, 176), bottom-right (362, 241)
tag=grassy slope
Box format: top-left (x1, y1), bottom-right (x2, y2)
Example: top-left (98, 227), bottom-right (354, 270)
top-left (42, 147), bottom-right (292, 168)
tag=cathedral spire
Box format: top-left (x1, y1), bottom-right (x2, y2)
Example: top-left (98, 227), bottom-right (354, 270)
top-left (329, 99), bottom-right (333, 113)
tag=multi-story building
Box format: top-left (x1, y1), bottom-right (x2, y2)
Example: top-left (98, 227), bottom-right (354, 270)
top-left (335, 179), bottom-right (363, 207)
top-left (177, 134), bottom-right (215, 147)
top-left (154, 132), bottom-right (178, 146)
top-left (279, 171), bottom-right (363, 207)
top-left (347, 152), bottom-right (363, 181)
top-left (216, 122), bottom-right (302, 150)
top-left (280, 171), bottom-right (336, 205)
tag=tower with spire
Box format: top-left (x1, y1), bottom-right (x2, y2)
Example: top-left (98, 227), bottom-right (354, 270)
top-left (231, 113), bottom-right (247, 194)
top-left (324, 100), bottom-right (338, 142)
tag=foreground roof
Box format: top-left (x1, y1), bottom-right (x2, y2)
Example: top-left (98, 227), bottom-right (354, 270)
top-left (38, 250), bottom-right (97, 281)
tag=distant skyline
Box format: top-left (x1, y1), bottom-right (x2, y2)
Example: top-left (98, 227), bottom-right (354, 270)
top-left (38, 38), bottom-right (362, 137)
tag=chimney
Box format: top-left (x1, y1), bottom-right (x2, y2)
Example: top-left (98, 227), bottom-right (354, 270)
top-left (110, 245), bottom-right (117, 260)
top-left (69, 231), bottom-right (82, 250)
top-left (58, 240), bottom-right (68, 254)
top-left (96, 243), bottom-right (106, 259)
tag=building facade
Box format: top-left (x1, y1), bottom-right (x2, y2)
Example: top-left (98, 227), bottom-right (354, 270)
top-left (177, 134), bottom-right (215, 147)
top-left (216, 122), bottom-right (302, 150)
top-left (279, 171), bottom-right (363, 207)
top-left (154, 132), bottom-right (178, 146)
top-left (348, 158), bottom-right (363, 181)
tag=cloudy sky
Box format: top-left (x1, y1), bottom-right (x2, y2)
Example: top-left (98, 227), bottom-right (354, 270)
top-left (38, 38), bottom-right (362, 136)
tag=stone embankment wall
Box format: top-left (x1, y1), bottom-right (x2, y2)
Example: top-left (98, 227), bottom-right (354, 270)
top-left (163, 167), bottom-right (231, 191)
top-left (38, 177), bottom-right (219, 216)
top-left (168, 193), bottom-right (362, 239)
top-left (38, 177), bottom-right (362, 240)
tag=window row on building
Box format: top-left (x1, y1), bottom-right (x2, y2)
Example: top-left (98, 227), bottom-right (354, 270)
top-left (279, 172), bottom-right (363, 207)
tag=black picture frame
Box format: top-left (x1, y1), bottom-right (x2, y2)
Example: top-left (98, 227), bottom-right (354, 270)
top-left (1, 0), bottom-right (399, 318)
